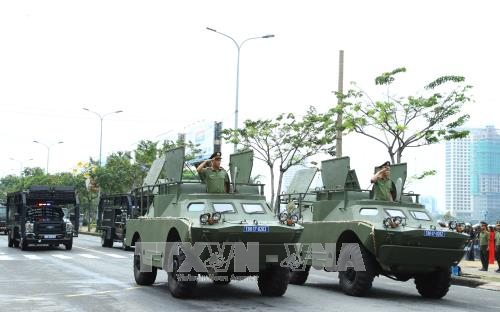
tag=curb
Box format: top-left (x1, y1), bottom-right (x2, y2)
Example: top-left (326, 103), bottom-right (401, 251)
top-left (451, 275), bottom-right (487, 288)
top-left (78, 231), bottom-right (101, 237)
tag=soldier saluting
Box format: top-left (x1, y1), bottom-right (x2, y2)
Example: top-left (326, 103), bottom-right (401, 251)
top-left (196, 152), bottom-right (230, 193)
top-left (370, 161), bottom-right (396, 201)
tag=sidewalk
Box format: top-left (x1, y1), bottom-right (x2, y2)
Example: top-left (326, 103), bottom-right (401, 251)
top-left (78, 227), bottom-right (100, 237)
top-left (453, 259), bottom-right (500, 291)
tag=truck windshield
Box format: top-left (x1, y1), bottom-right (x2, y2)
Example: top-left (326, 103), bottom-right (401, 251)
top-left (26, 206), bottom-right (65, 222)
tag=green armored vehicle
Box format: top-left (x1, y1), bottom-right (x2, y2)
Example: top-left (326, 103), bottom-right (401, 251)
top-left (124, 148), bottom-right (303, 298)
top-left (98, 193), bottom-right (138, 250)
top-left (6, 186), bottom-right (80, 250)
top-left (283, 157), bottom-right (468, 298)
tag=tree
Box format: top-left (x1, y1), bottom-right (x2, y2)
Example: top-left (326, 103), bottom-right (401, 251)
top-left (223, 106), bottom-right (335, 209)
top-left (336, 68), bottom-right (472, 164)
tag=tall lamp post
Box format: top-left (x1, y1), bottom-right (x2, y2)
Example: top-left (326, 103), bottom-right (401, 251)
top-left (82, 108), bottom-right (123, 231)
top-left (82, 108), bottom-right (123, 166)
top-left (32, 141), bottom-right (64, 174)
top-left (206, 27), bottom-right (274, 152)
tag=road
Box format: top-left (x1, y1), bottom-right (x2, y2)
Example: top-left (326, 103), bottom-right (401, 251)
top-left (0, 234), bottom-right (499, 312)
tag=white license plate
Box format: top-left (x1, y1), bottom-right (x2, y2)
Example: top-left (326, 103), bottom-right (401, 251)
top-left (45, 235), bottom-right (57, 239)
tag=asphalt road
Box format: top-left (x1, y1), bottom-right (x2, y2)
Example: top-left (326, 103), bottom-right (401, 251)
top-left (1, 234), bottom-right (499, 312)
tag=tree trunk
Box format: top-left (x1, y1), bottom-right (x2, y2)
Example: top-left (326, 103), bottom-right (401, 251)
top-left (274, 171), bottom-right (285, 212)
top-left (268, 164), bottom-right (275, 210)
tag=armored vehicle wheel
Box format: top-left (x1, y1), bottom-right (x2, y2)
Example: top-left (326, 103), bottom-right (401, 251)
top-left (13, 236), bottom-right (20, 248)
top-left (338, 244), bottom-right (376, 297)
top-left (167, 243), bottom-right (197, 298)
top-left (289, 265), bottom-right (311, 285)
top-left (133, 238), bottom-right (157, 286)
top-left (8, 233), bottom-right (13, 247)
top-left (20, 237), bottom-right (29, 251)
top-left (258, 265), bottom-right (290, 296)
top-left (101, 231), bottom-right (113, 248)
top-left (414, 268), bottom-right (451, 299)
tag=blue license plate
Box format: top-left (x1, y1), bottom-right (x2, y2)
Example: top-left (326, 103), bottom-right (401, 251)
top-left (423, 230), bottom-right (446, 238)
top-left (243, 226), bottom-right (270, 233)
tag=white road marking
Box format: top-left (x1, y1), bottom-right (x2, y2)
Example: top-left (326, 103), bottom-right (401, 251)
top-left (78, 253), bottom-right (100, 259)
top-left (105, 253), bottom-right (127, 259)
top-left (23, 255), bottom-right (42, 260)
top-left (52, 254), bottom-right (72, 260)
top-left (0, 255), bottom-right (15, 260)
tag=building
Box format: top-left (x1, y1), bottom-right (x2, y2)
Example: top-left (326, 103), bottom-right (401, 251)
top-left (445, 126), bottom-right (500, 223)
top-left (420, 195), bottom-right (438, 216)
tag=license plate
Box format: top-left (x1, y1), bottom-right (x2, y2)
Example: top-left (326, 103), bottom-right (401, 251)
top-left (243, 226), bottom-right (269, 233)
top-left (423, 230), bottom-right (446, 238)
top-left (45, 235), bottom-right (57, 239)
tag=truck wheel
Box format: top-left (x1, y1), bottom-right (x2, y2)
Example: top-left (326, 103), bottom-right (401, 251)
top-left (338, 244), bottom-right (376, 297)
top-left (289, 265), bottom-right (311, 285)
top-left (258, 265), bottom-right (290, 296)
top-left (8, 233), bottom-right (13, 247)
top-left (101, 231), bottom-right (112, 248)
top-left (167, 242), bottom-right (197, 298)
top-left (13, 235), bottom-right (20, 248)
top-left (415, 268), bottom-right (451, 299)
top-left (65, 238), bottom-right (73, 250)
top-left (133, 238), bottom-right (157, 286)
top-left (20, 237), bottom-right (29, 251)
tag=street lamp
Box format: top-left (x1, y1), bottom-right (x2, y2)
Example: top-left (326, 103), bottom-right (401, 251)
top-left (32, 141), bottom-right (64, 174)
top-left (82, 108), bottom-right (123, 166)
top-left (206, 27), bottom-right (274, 151)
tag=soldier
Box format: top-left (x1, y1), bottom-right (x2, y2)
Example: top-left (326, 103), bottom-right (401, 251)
top-left (495, 221), bottom-right (500, 273)
top-left (370, 161), bottom-right (396, 201)
top-left (196, 152), bottom-right (230, 193)
top-left (479, 221), bottom-right (490, 271)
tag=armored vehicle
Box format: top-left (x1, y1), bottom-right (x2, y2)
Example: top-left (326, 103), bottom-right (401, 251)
top-left (6, 186), bottom-right (80, 250)
top-left (124, 148), bottom-right (303, 298)
top-left (98, 193), bottom-right (137, 250)
top-left (283, 157), bottom-right (468, 299)
top-left (0, 204), bottom-right (7, 234)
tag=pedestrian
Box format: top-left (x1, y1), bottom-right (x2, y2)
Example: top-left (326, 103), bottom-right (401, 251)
top-left (495, 221), bottom-right (500, 273)
top-left (479, 221), bottom-right (490, 271)
top-left (465, 223), bottom-right (475, 261)
top-left (196, 152), bottom-right (230, 193)
top-left (370, 161), bottom-right (396, 201)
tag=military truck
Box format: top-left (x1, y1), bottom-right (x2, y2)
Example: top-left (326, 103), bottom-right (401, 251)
top-left (98, 193), bottom-right (137, 250)
top-left (283, 157), bottom-right (468, 299)
top-left (6, 186), bottom-right (80, 250)
top-left (124, 147), bottom-right (303, 298)
top-left (0, 203), bottom-right (7, 234)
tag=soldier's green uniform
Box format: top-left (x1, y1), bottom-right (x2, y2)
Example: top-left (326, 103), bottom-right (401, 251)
top-left (479, 224), bottom-right (490, 271)
top-left (199, 167), bottom-right (230, 193)
top-left (373, 178), bottom-right (394, 201)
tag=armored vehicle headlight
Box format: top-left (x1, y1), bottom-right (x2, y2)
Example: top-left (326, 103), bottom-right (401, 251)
top-left (383, 217), bottom-right (393, 228)
top-left (200, 213), bottom-right (210, 225)
top-left (25, 222), bottom-right (34, 233)
top-left (394, 216), bottom-right (402, 226)
top-left (448, 220), bottom-right (457, 230)
top-left (290, 214), bottom-right (299, 223)
top-left (66, 222), bottom-right (74, 233)
top-left (212, 212), bottom-right (222, 223)
top-left (279, 212), bottom-right (288, 223)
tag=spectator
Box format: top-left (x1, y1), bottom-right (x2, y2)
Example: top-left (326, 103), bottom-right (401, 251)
top-left (479, 221), bottom-right (490, 271)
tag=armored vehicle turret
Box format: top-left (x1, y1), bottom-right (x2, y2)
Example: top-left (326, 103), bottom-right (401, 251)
top-left (6, 186), bottom-right (80, 250)
top-left (283, 157), bottom-right (468, 299)
top-left (124, 148), bottom-right (303, 298)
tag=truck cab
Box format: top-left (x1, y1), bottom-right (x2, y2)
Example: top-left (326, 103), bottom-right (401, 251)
top-left (98, 193), bottom-right (136, 249)
top-left (6, 186), bottom-right (80, 250)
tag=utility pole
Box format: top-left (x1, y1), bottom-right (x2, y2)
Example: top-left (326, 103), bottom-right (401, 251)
top-left (335, 50), bottom-right (344, 158)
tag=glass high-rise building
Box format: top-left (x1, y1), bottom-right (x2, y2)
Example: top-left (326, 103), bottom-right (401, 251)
top-left (445, 126), bottom-right (500, 223)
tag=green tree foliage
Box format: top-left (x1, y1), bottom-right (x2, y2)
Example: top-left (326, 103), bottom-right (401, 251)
top-left (223, 107), bottom-right (336, 209)
top-left (336, 68), bottom-right (472, 164)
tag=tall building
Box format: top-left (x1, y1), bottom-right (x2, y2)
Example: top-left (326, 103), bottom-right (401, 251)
top-left (420, 196), bottom-right (438, 215)
top-left (445, 126), bottom-right (500, 223)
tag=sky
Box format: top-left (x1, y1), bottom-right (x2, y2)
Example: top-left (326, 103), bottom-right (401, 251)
top-left (1, 1), bottom-right (499, 211)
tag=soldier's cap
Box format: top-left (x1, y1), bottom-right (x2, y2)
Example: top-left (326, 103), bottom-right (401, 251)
top-left (380, 161), bottom-right (391, 167)
top-left (480, 221), bottom-right (488, 226)
top-left (210, 152), bottom-right (222, 160)
top-left (496, 220), bottom-right (500, 225)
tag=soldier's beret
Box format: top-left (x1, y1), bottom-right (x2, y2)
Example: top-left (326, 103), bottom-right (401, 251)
top-left (210, 152), bottom-right (222, 159)
top-left (380, 161), bottom-right (391, 167)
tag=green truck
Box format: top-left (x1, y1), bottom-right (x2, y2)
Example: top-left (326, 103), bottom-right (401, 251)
top-left (6, 186), bottom-right (80, 250)
top-left (283, 157), bottom-right (468, 298)
top-left (124, 148), bottom-right (303, 298)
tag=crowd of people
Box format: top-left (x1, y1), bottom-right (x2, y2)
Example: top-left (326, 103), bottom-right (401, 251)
top-left (455, 221), bottom-right (500, 273)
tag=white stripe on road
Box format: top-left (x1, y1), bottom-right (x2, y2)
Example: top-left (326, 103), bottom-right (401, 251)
top-left (52, 254), bottom-right (72, 259)
top-left (24, 255), bottom-right (43, 260)
top-left (0, 255), bottom-right (15, 260)
top-left (78, 253), bottom-right (100, 259)
top-left (105, 253), bottom-right (127, 259)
